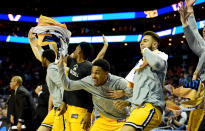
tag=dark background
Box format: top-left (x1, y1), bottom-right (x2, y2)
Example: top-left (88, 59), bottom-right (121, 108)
top-left (0, 0), bottom-right (204, 94)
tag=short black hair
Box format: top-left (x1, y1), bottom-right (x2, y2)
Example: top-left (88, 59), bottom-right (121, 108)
top-left (143, 31), bottom-right (160, 44)
top-left (92, 59), bottom-right (110, 72)
top-left (42, 49), bottom-right (56, 63)
top-left (79, 42), bottom-right (94, 60)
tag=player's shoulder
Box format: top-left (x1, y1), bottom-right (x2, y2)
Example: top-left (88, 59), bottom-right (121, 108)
top-left (154, 50), bottom-right (168, 61)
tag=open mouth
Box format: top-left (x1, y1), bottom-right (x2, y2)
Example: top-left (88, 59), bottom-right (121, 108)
top-left (93, 79), bottom-right (98, 85)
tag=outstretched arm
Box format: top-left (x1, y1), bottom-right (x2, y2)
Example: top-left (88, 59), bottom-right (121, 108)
top-left (58, 56), bottom-right (85, 91)
top-left (186, 0), bottom-right (205, 47)
top-left (180, 0), bottom-right (205, 80)
top-left (92, 35), bottom-right (108, 63)
top-left (28, 28), bottom-right (44, 62)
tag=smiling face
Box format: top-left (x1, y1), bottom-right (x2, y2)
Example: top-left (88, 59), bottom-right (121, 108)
top-left (91, 66), bottom-right (108, 86)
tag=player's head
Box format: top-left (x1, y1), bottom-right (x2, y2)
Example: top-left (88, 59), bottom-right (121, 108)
top-left (91, 59), bottom-right (110, 86)
top-left (10, 76), bottom-right (23, 90)
top-left (73, 42), bottom-right (94, 60)
top-left (42, 49), bottom-right (56, 67)
top-left (140, 31), bottom-right (160, 52)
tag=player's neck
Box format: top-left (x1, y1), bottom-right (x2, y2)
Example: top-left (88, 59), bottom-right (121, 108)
top-left (76, 56), bottom-right (85, 63)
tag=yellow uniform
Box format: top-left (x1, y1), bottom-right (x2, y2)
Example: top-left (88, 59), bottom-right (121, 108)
top-left (90, 114), bottom-right (125, 131)
top-left (41, 108), bottom-right (65, 131)
top-left (187, 105), bottom-right (205, 131)
top-left (64, 105), bottom-right (88, 131)
top-left (125, 103), bottom-right (162, 131)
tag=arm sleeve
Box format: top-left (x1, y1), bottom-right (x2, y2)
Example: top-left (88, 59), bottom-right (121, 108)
top-left (17, 93), bottom-right (29, 123)
top-left (117, 78), bottom-right (133, 98)
top-left (47, 67), bottom-right (63, 89)
top-left (183, 24), bottom-right (205, 73)
top-left (188, 15), bottom-right (198, 32)
top-left (58, 61), bottom-right (85, 91)
top-left (183, 23), bottom-right (204, 56)
top-left (7, 94), bottom-right (15, 116)
top-left (144, 49), bottom-right (168, 71)
top-left (188, 15), bottom-right (205, 47)
top-left (196, 52), bottom-right (205, 73)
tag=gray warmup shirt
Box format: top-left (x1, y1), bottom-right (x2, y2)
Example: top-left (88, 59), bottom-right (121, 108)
top-left (58, 63), bottom-right (133, 120)
top-left (183, 15), bottom-right (205, 109)
top-left (126, 49), bottom-right (168, 111)
top-left (183, 15), bottom-right (205, 82)
top-left (46, 63), bottom-right (64, 107)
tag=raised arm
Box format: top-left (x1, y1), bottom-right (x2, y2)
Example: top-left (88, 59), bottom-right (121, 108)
top-left (193, 52), bottom-right (205, 80)
top-left (143, 48), bottom-right (168, 71)
top-left (58, 56), bottom-right (86, 91)
top-left (186, 0), bottom-right (205, 46)
top-left (28, 28), bottom-right (44, 62)
top-left (179, 0), bottom-right (205, 80)
top-left (92, 35), bottom-right (108, 64)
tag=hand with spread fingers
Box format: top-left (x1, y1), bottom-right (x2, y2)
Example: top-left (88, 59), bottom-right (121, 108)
top-left (107, 90), bottom-right (126, 99)
top-left (178, 1), bottom-right (190, 27)
top-left (185, 0), bottom-right (196, 13)
top-left (80, 112), bottom-right (91, 131)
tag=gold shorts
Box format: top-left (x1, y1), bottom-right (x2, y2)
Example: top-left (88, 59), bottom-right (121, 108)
top-left (90, 114), bottom-right (125, 131)
top-left (41, 107), bottom-right (65, 131)
top-left (125, 103), bottom-right (162, 131)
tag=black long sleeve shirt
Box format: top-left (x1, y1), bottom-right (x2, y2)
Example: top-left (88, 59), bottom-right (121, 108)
top-left (63, 56), bottom-right (93, 112)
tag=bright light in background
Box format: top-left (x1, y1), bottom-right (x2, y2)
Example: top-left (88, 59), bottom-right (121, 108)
top-left (8, 14), bottom-right (21, 21)
top-left (0, 19), bottom-right (204, 44)
top-left (0, 0), bottom-right (204, 23)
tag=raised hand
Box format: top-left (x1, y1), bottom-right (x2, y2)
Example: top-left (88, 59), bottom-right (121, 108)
top-left (185, 0), bottom-right (196, 13)
top-left (102, 34), bottom-right (108, 46)
top-left (28, 28), bottom-right (37, 44)
top-left (178, 1), bottom-right (189, 27)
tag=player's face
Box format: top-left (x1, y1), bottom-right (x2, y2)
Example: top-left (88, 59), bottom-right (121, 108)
top-left (140, 35), bottom-right (154, 52)
top-left (91, 66), bottom-right (108, 86)
top-left (73, 45), bottom-right (81, 59)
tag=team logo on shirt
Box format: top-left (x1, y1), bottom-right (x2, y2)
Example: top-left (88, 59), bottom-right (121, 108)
top-left (73, 64), bottom-right (78, 71)
top-left (70, 64), bottom-right (79, 77)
